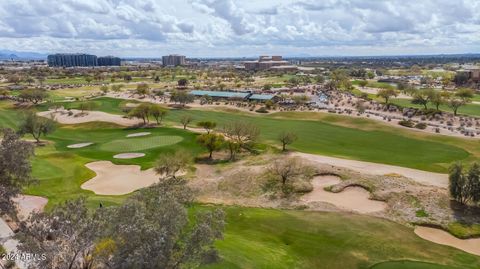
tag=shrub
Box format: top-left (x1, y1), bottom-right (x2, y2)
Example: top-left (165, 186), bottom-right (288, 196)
top-left (398, 119), bottom-right (415, 128)
top-left (255, 107), bottom-right (269, 113)
top-left (415, 209), bottom-right (429, 217)
top-left (415, 122), bottom-right (427, 129)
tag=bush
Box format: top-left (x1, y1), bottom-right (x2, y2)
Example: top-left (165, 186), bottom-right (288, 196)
top-left (415, 122), bottom-right (427, 129)
top-left (398, 119), bottom-right (415, 128)
top-left (255, 107), bottom-right (269, 113)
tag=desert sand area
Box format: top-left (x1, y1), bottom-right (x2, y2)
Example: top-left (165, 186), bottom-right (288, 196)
top-left (81, 161), bottom-right (158, 195)
top-left (113, 153), bottom-right (145, 159)
top-left (11, 195), bottom-right (48, 221)
top-left (67, 142), bottom-right (94, 148)
top-left (38, 109), bottom-right (142, 126)
top-left (292, 152), bottom-right (448, 188)
top-left (126, 132), bottom-right (151, 137)
top-left (301, 175), bottom-right (387, 213)
top-left (415, 226), bottom-right (480, 256)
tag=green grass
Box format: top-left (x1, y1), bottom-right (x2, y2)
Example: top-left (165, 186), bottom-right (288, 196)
top-left (164, 109), bottom-right (468, 172)
top-left (22, 123), bottom-right (203, 208)
top-left (201, 207), bottom-right (480, 269)
top-left (391, 98), bottom-right (480, 117)
top-left (416, 209), bottom-right (429, 218)
top-left (100, 135), bottom-right (183, 152)
top-left (447, 222), bottom-right (480, 239)
top-left (36, 97), bottom-right (471, 172)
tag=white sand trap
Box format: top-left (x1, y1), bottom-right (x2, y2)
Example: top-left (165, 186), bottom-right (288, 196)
top-left (126, 132), bottom-right (151, 137)
top-left (82, 161), bottom-right (158, 195)
top-left (67, 142), bottom-right (94, 148)
top-left (125, 103), bottom-right (139, 108)
top-left (292, 152), bottom-right (448, 188)
top-left (38, 109), bottom-right (141, 126)
top-left (301, 175), bottom-right (387, 214)
top-left (113, 153), bottom-right (145, 159)
top-left (12, 195), bottom-right (48, 221)
top-left (415, 226), bottom-right (480, 256)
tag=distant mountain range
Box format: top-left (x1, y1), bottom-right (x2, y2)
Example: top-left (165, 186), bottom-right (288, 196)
top-left (0, 50), bottom-right (47, 60)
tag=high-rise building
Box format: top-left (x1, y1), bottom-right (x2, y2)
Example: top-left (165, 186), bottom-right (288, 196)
top-left (98, 56), bottom-right (122, 66)
top-left (162, 55), bottom-right (186, 67)
top-left (47, 53), bottom-right (98, 67)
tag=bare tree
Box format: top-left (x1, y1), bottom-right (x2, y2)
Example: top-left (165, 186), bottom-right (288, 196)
top-left (221, 121), bottom-right (260, 161)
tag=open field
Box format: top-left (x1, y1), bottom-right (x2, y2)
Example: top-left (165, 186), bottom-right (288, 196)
top-left (34, 98), bottom-right (473, 172)
top-left (201, 207), bottom-right (480, 269)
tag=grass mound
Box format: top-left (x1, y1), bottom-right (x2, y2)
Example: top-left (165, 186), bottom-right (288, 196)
top-left (100, 135), bottom-right (183, 152)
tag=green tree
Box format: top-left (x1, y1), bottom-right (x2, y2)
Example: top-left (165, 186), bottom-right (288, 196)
top-left (197, 121), bottom-right (217, 134)
top-left (449, 163), bottom-right (468, 204)
top-left (197, 133), bottom-right (225, 159)
top-left (18, 111), bottom-right (56, 143)
top-left (358, 80), bottom-right (368, 88)
top-left (445, 89), bottom-right (474, 116)
top-left (411, 89), bottom-right (434, 110)
top-left (100, 85), bottom-right (109, 94)
top-left (0, 129), bottom-right (34, 214)
top-left (78, 101), bottom-right (98, 113)
top-left (155, 150), bottom-right (192, 178)
top-left (149, 104), bottom-right (167, 125)
top-left (18, 88), bottom-right (48, 104)
top-left (278, 131), bottom-right (298, 151)
top-left (128, 103), bottom-right (151, 124)
top-left (377, 88), bottom-right (398, 106)
top-left (180, 115), bottom-right (193, 129)
top-left (136, 83), bottom-right (150, 97)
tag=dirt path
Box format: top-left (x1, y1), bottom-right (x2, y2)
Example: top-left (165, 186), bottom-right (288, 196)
top-left (82, 161), bottom-right (158, 195)
top-left (415, 226), bottom-right (480, 256)
top-left (292, 152), bottom-right (448, 188)
top-left (301, 175), bottom-right (387, 213)
top-left (38, 109), bottom-right (141, 126)
top-left (12, 195), bottom-right (48, 221)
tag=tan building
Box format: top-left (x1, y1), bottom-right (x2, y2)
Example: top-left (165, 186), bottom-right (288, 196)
top-left (458, 65), bottom-right (480, 82)
top-left (244, 56), bottom-right (292, 71)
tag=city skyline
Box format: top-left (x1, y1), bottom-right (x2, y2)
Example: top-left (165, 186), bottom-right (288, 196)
top-left (0, 0), bottom-right (479, 58)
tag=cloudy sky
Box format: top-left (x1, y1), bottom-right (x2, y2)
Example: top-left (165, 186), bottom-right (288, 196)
top-left (0, 0), bottom-right (479, 57)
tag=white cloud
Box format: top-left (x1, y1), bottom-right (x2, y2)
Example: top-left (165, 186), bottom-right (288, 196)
top-left (0, 0), bottom-right (478, 57)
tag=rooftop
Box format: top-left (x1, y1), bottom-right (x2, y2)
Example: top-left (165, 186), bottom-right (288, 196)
top-left (190, 90), bottom-right (250, 98)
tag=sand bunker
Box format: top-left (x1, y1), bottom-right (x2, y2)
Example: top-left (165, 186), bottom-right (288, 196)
top-left (301, 175), bottom-right (387, 214)
top-left (415, 226), bottom-right (480, 256)
top-left (82, 161), bottom-right (158, 195)
top-left (292, 152), bottom-right (448, 188)
top-left (113, 153), bottom-right (145, 159)
top-left (126, 132), bottom-right (151, 137)
top-left (12, 195), bottom-right (48, 221)
top-left (38, 109), bottom-right (141, 126)
top-left (67, 142), bottom-right (94, 148)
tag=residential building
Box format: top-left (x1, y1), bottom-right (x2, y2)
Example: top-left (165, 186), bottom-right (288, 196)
top-left (47, 53), bottom-right (97, 67)
top-left (98, 56), bottom-right (121, 66)
top-left (162, 54), bottom-right (186, 67)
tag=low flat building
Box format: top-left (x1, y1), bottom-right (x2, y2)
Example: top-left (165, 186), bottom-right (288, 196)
top-left (244, 56), bottom-right (291, 71)
top-left (190, 90), bottom-right (278, 102)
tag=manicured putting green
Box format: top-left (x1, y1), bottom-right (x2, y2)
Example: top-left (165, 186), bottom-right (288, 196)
top-left (100, 135), bottom-right (183, 152)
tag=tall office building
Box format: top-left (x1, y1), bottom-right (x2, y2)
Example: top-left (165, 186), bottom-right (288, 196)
top-left (98, 56), bottom-right (121, 66)
top-left (162, 55), bottom-right (186, 67)
top-left (47, 53), bottom-right (98, 67)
